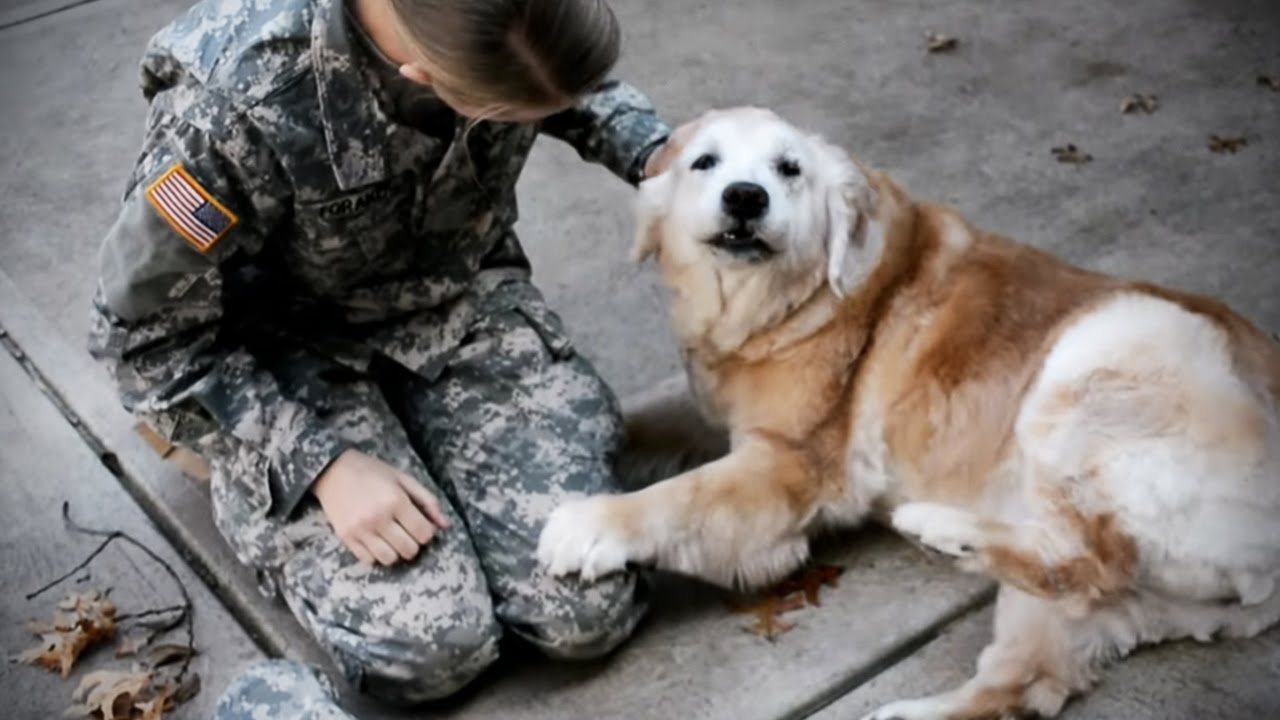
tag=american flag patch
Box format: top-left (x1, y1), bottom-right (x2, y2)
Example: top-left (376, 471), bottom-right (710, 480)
top-left (144, 163), bottom-right (238, 252)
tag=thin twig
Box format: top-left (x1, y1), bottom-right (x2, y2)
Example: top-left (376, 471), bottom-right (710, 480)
top-left (26, 502), bottom-right (197, 683)
top-left (116, 604), bottom-right (188, 626)
top-left (25, 535), bottom-right (116, 600)
top-left (115, 604), bottom-right (187, 622)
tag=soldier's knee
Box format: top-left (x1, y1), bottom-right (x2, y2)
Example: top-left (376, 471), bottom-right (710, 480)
top-left (213, 659), bottom-right (351, 720)
top-left (332, 616), bottom-right (502, 705)
top-left (523, 571), bottom-right (648, 661)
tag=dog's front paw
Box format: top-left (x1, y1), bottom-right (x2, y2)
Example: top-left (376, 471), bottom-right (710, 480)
top-left (537, 496), bottom-right (632, 581)
top-left (891, 502), bottom-right (984, 559)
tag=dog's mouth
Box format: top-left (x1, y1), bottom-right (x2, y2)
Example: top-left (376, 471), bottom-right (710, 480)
top-left (706, 226), bottom-right (777, 261)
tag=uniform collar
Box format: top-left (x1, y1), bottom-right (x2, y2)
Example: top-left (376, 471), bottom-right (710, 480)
top-left (311, 0), bottom-right (391, 190)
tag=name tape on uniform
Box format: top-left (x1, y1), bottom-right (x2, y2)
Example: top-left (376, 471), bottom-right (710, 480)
top-left (145, 163), bottom-right (239, 252)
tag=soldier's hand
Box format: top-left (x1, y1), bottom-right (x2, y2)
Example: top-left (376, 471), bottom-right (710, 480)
top-left (311, 449), bottom-right (449, 567)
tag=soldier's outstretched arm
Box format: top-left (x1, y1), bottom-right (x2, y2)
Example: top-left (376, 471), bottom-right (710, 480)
top-left (538, 79), bottom-right (672, 186)
top-left (89, 84), bottom-right (345, 520)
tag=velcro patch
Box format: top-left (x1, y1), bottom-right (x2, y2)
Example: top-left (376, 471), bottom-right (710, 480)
top-left (145, 163), bottom-right (239, 252)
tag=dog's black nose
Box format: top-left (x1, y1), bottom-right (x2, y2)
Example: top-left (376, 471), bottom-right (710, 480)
top-left (722, 182), bottom-right (769, 221)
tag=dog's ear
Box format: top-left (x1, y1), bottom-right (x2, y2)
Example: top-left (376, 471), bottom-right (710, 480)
top-left (822, 144), bottom-right (885, 297)
top-left (631, 114), bottom-right (712, 263)
top-left (642, 112), bottom-right (716, 179)
top-left (631, 171), bottom-right (673, 263)
top-left (633, 110), bottom-right (750, 263)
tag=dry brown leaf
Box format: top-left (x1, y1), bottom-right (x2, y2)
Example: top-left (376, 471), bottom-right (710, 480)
top-left (64, 592), bottom-right (118, 635)
top-left (1120, 93), bottom-right (1159, 114)
top-left (69, 669), bottom-right (153, 720)
top-left (1051, 144), bottom-right (1093, 165)
top-left (1258, 74), bottom-right (1280, 92)
top-left (1208, 134), bottom-right (1248, 154)
top-left (136, 668), bottom-right (201, 719)
top-left (17, 591), bottom-right (117, 677)
top-left (114, 630), bottom-right (157, 659)
top-left (143, 644), bottom-right (194, 669)
top-left (924, 32), bottom-right (958, 53)
top-left (170, 672), bottom-right (201, 705)
top-left (60, 592), bottom-right (113, 615)
top-left (63, 669), bottom-right (199, 720)
top-left (138, 661), bottom-right (202, 719)
top-left (774, 564), bottom-right (845, 607)
top-left (736, 592), bottom-right (806, 641)
top-left (134, 684), bottom-right (174, 720)
top-left (18, 631), bottom-right (94, 679)
top-left (724, 563), bottom-right (846, 641)
top-left (133, 699), bottom-right (166, 720)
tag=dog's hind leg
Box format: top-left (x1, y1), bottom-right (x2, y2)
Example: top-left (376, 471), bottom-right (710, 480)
top-left (891, 498), bottom-right (1138, 605)
top-left (864, 584), bottom-right (1107, 720)
top-left (866, 580), bottom-right (1280, 720)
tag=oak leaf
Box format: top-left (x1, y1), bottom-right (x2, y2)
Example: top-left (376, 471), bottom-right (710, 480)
top-left (19, 631), bottom-right (94, 679)
top-left (924, 32), bottom-right (958, 53)
top-left (1051, 144), bottom-right (1092, 165)
top-left (144, 644), bottom-right (194, 669)
top-left (133, 685), bottom-right (174, 720)
top-left (66, 669), bottom-right (152, 720)
top-left (775, 564), bottom-right (845, 607)
top-left (114, 630), bottom-right (156, 659)
top-left (134, 671), bottom-right (199, 720)
top-left (17, 591), bottom-right (117, 677)
top-left (1208, 135), bottom-right (1247, 154)
top-left (1120, 93), bottom-right (1158, 114)
top-left (731, 592), bottom-right (806, 641)
top-left (169, 672), bottom-right (202, 705)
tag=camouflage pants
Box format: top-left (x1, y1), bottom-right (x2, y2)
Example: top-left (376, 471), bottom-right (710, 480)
top-left (203, 284), bottom-right (648, 704)
top-left (213, 660), bottom-right (354, 720)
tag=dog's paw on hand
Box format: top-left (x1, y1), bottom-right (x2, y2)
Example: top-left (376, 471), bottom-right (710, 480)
top-left (891, 502), bottom-right (984, 559)
top-left (537, 497), bottom-right (631, 581)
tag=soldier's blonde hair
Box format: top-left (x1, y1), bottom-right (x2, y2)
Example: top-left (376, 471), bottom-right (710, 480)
top-left (387, 0), bottom-right (622, 120)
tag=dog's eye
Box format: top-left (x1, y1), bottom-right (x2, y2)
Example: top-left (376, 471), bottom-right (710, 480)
top-left (777, 159), bottom-right (801, 178)
top-left (691, 153), bottom-right (718, 171)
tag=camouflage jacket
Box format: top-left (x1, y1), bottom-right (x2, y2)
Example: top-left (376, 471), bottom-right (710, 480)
top-left (87, 0), bottom-right (670, 518)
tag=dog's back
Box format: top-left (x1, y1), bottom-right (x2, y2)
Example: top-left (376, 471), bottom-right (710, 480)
top-left (851, 196), bottom-right (1279, 570)
top-left (866, 198), bottom-right (1280, 720)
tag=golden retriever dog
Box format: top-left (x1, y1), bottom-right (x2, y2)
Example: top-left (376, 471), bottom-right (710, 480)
top-left (537, 107), bottom-right (1280, 719)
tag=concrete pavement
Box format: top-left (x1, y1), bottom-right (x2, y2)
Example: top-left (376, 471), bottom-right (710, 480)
top-left (1, 0), bottom-right (1277, 717)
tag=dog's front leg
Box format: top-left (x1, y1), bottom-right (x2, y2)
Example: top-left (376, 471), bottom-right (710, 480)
top-left (537, 434), bottom-right (818, 589)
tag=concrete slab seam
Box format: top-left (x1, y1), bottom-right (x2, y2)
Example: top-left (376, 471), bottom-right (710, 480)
top-left (0, 318), bottom-right (287, 658)
top-left (0, 0), bottom-right (104, 32)
top-left (788, 583), bottom-right (998, 720)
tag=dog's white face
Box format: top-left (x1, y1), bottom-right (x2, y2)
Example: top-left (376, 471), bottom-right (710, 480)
top-left (634, 108), bottom-right (883, 304)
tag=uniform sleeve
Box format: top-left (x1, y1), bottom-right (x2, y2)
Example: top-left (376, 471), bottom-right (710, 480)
top-left (539, 79), bottom-right (671, 186)
top-left (88, 90), bottom-right (346, 519)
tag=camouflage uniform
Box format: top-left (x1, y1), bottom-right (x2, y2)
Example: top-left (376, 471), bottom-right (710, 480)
top-left (214, 660), bottom-right (355, 720)
top-left (88, 0), bottom-right (669, 704)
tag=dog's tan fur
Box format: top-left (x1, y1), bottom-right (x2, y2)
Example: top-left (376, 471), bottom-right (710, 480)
top-left (538, 108), bottom-right (1280, 719)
